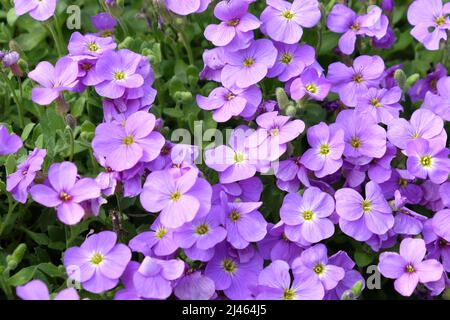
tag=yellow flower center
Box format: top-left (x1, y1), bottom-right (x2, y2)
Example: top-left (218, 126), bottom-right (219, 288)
top-left (306, 83), bottom-right (317, 94)
top-left (283, 288), bottom-right (296, 300)
top-left (353, 74), bottom-right (364, 84)
top-left (405, 264), bottom-right (415, 273)
top-left (319, 143), bottom-right (330, 156)
top-left (351, 23), bottom-right (360, 31)
top-left (281, 53), bottom-right (293, 64)
top-left (114, 71), bottom-right (126, 80)
top-left (350, 136), bottom-right (361, 149)
top-left (243, 58), bottom-right (255, 67)
top-left (302, 210), bottom-right (314, 221)
top-left (229, 210), bottom-right (241, 222)
top-left (420, 155), bottom-right (432, 168)
top-left (362, 199), bottom-right (372, 213)
top-left (222, 259), bottom-right (237, 274)
top-left (122, 135), bottom-right (135, 145)
top-left (313, 263), bottom-right (325, 275)
top-left (233, 152), bottom-right (245, 163)
top-left (155, 227), bottom-right (167, 239)
top-left (435, 16), bottom-right (446, 26)
top-left (87, 42), bottom-right (100, 52)
top-left (227, 19), bottom-right (240, 26)
top-left (398, 178), bottom-right (408, 188)
top-left (282, 10), bottom-right (295, 20)
top-left (195, 223), bottom-right (209, 235)
top-left (226, 93), bottom-right (235, 101)
top-left (170, 190), bottom-right (182, 201)
top-left (90, 252), bottom-right (104, 265)
top-left (59, 191), bottom-right (72, 202)
top-left (370, 98), bottom-right (382, 108)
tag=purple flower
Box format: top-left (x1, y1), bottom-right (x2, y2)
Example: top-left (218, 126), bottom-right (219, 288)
top-left (204, 0), bottom-right (260, 50)
top-left (200, 47), bottom-right (226, 82)
top-left (132, 256), bottom-right (185, 299)
top-left (333, 110), bottom-right (387, 164)
top-left (280, 187), bottom-right (335, 244)
top-left (290, 68), bottom-right (331, 101)
top-left (356, 86), bottom-right (403, 125)
top-left (336, 181), bottom-right (394, 241)
top-left (174, 271), bottom-right (216, 300)
top-left (248, 111), bottom-right (305, 161)
top-left (391, 191), bottom-right (428, 236)
top-left (378, 238), bottom-right (443, 296)
top-left (205, 243), bottom-right (263, 299)
top-left (91, 12), bottom-right (117, 36)
top-left (166, 0), bottom-right (211, 16)
top-left (260, 0), bottom-right (321, 44)
top-left (2, 51), bottom-right (20, 68)
top-left (423, 76), bottom-right (450, 121)
top-left (205, 127), bottom-right (269, 183)
top-left (292, 244), bottom-right (345, 292)
top-left (140, 167), bottom-right (212, 228)
top-left (64, 231), bottom-right (131, 294)
top-left (424, 219), bottom-right (450, 273)
top-left (91, 49), bottom-right (144, 99)
top-left (405, 138), bottom-right (450, 184)
top-left (267, 43), bottom-right (316, 82)
top-left (432, 209), bottom-right (450, 242)
top-left (30, 162), bottom-right (101, 225)
top-left (221, 198), bottom-right (267, 249)
top-left (129, 219), bottom-right (178, 257)
top-left (372, 26), bottom-right (396, 49)
top-left (325, 251), bottom-right (365, 300)
top-left (256, 260), bottom-right (324, 300)
top-left (0, 125), bottom-right (22, 156)
top-left (7, 149), bottom-right (46, 204)
top-left (16, 280), bottom-right (79, 300)
top-left (173, 210), bottom-right (227, 261)
top-left (327, 5), bottom-right (388, 55)
top-left (68, 32), bottom-right (116, 59)
top-left (388, 109), bottom-right (447, 152)
top-left (300, 122), bottom-right (344, 178)
top-left (92, 111), bottom-right (165, 172)
top-left (29, 57), bottom-right (79, 105)
top-left (379, 169), bottom-right (423, 204)
top-left (221, 39), bottom-right (277, 88)
top-left (327, 55), bottom-right (385, 107)
top-left (196, 85), bottom-right (261, 122)
top-left (407, 0), bottom-right (450, 50)
top-left (13, 0), bottom-right (57, 21)
top-left (409, 63), bottom-right (447, 102)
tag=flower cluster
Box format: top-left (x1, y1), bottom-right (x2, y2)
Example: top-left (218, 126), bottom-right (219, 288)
top-left (2, 0), bottom-right (450, 301)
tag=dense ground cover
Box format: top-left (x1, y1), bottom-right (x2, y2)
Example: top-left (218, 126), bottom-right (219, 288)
top-left (0, 0), bottom-right (449, 300)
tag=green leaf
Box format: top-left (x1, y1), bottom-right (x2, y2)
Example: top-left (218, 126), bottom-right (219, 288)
top-left (22, 229), bottom-right (49, 246)
top-left (38, 263), bottom-right (65, 278)
top-left (7, 265), bottom-right (38, 286)
top-left (5, 154), bottom-right (16, 175)
top-left (21, 123), bottom-right (36, 141)
top-left (163, 107), bottom-right (184, 118)
top-left (354, 251), bottom-right (374, 268)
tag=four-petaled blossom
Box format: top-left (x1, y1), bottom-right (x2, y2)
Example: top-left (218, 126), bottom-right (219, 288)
top-left (13, 0), bottom-right (57, 21)
top-left (260, 0), bottom-right (321, 44)
top-left (290, 68), bottom-right (331, 101)
top-left (140, 167), bottom-right (212, 228)
top-left (280, 187), bottom-right (335, 244)
top-left (336, 181), bottom-right (394, 241)
top-left (29, 57), bottom-right (79, 105)
top-left (407, 0), bottom-right (450, 50)
top-left (92, 111), bottom-right (165, 172)
top-left (30, 162), bottom-right (101, 225)
top-left (64, 231), bottom-right (132, 294)
top-left (327, 55), bottom-right (385, 107)
top-left (378, 238), bottom-right (443, 296)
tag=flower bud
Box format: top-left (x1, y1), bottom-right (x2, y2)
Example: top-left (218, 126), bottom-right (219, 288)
top-left (275, 87), bottom-right (291, 110)
top-left (394, 69), bottom-right (407, 90)
top-left (6, 243), bottom-right (27, 270)
top-left (2, 51), bottom-right (19, 68)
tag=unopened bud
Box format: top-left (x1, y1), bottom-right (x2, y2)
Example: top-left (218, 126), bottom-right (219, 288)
top-left (394, 69), bottom-right (407, 90)
top-left (65, 114), bottom-right (77, 130)
top-left (276, 87), bottom-right (291, 110)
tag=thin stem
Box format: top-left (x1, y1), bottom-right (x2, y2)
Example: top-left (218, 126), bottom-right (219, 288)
top-left (178, 30), bottom-right (194, 65)
top-left (66, 126), bottom-right (75, 162)
top-left (0, 196), bottom-right (19, 238)
top-left (0, 71), bottom-right (24, 128)
top-left (45, 22), bottom-right (64, 56)
top-left (53, 14), bottom-right (67, 55)
top-left (0, 275), bottom-right (13, 300)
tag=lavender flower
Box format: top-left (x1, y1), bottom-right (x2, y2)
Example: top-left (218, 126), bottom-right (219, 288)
top-left (378, 238), bottom-right (443, 296)
top-left (13, 0), bottom-right (57, 21)
top-left (0, 125), bottom-right (22, 156)
top-left (30, 162), bottom-right (101, 225)
top-left (64, 231), bottom-right (132, 294)
top-left (16, 280), bottom-right (79, 300)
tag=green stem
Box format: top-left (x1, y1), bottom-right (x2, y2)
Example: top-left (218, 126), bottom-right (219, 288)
top-left (0, 275), bottom-right (13, 300)
top-left (178, 30), bottom-right (194, 65)
top-left (45, 22), bottom-right (64, 56)
top-left (0, 196), bottom-right (19, 238)
top-left (66, 126), bottom-right (75, 162)
top-left (442, 38), bottom-right (449, 68)
top-left (53, 14), bottom-right (67, 55)
top-left (0, 71), bottom-right (24, 128)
